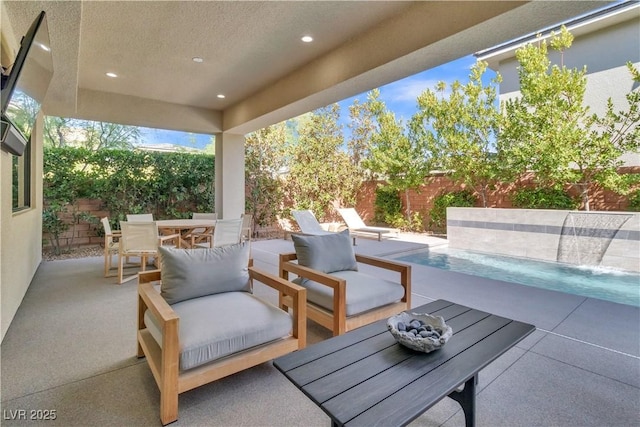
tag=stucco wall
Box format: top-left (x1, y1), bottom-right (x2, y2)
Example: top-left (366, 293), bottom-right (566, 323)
top-left (1, 114), bottom-right (44, 341)
top-left (446, 207), bottom-right (640, 273)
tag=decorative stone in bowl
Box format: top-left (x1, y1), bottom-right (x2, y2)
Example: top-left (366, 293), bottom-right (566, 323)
top-left (387, 312), bottom-right (453, 353)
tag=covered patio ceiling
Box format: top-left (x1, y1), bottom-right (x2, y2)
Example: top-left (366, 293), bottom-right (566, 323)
top-left (2, 1), bottom-right (609, 135)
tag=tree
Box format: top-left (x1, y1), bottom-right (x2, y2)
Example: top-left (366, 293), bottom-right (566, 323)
top-left (348, 97), bottom-right (376, 172)
top-left (245, 123), bottom-right (288, 235)
top-left (43, 116), bottom-right (73, 147)
top-left (82, 121), bottom-right (140, 150)
top-left (284, 104), bottom-right (360, 221)
top-left (43, 117), bottom-right (140, 150)
top-left (411, 61), bottom-right (501, 207)
top-left (362, 90), bottom-right (431, 227)
top-left (499, 26), bottom-right (640, 210)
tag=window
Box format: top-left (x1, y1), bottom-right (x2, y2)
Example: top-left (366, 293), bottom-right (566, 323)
top-left (12, 136), bottom-right (31, 211)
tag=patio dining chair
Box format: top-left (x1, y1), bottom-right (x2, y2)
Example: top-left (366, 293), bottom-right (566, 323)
top-left (127, 213), bottom-right (154, 222)
top-left (212, 218), bottom-right (244, 247)
top-left (188, 212), bottom-right (218, 248)
top-left (117, 221), bottom-right (179, 284)
top-left (100, 217), bottom-right (121, 277)
top-left (241, 213), bottom-right (253, 242)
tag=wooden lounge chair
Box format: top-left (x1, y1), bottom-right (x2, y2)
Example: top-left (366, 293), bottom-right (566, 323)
top-left (137, 243), bottom-right (306, 425)
top-left (338, 208), bottom-right (398, 241)
top-left (279, 231), bottom-right (411, 336)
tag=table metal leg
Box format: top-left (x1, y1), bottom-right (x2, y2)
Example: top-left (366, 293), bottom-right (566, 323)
top-left (448, 375), bottom-right (477, 427)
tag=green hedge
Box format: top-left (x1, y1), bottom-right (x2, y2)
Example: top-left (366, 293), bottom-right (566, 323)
top-left (44, 147), bottom-right (215, 228)
top-left (428, 190), bottom-right (476, 233)
top-left (511, 187), bottom-right (578, 210)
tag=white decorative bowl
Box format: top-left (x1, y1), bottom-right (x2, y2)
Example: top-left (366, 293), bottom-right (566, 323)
top-left (387, 312), bottom-right (453, 353)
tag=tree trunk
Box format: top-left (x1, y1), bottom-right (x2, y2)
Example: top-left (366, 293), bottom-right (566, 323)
top-left (404, 188), bottom-right (411, 224)
top-left (480, 187), bottom-right (488, 208)
top-left (579, 184), bottom-right (590, 211)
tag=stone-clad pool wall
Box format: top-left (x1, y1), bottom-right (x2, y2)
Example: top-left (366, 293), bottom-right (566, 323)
top-left (446, 208), bottom-right (640, 273)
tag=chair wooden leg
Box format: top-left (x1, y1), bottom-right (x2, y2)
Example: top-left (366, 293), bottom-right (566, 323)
top-left (104, 248), bottom-right (110, 277)
top-left (117, 254), bottom-right (124, 285)
top-left (160, 390), bottom-right (178, 425)
top-left (160, 318), bottom-right (180, 425)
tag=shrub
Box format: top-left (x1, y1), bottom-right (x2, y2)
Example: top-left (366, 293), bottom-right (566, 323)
top-left (429, 190), bottom-right (476, 233)
top-left (374, 186), bottom-right (402, 224)
top-left (511, 187), bottom-right (578, 210)
top-left (387, 211), bottom-right (425, 232)
top-left (628, 189), bottom-right (640, 212)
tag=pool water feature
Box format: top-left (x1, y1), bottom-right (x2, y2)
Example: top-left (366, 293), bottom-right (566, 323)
top-left (396, 246), bottom-right (640, 307)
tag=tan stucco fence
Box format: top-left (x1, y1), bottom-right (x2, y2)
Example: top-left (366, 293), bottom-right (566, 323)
top-left (447, 208), bottom-right (640, 273)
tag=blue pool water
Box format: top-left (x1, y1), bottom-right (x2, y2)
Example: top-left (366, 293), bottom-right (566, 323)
top-left (396, 246), bottom-right (640, 307)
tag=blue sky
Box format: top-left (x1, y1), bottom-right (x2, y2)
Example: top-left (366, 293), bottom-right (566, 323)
top-left (338, 55), bottom-right (486, 124)
top-left (139, 54), bottom-right (494, 149)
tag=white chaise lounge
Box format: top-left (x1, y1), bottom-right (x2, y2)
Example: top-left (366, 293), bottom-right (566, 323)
top-left (338, 208), bottom-right (398, 241)
top-left (292, 209), bottom-right (356, 245)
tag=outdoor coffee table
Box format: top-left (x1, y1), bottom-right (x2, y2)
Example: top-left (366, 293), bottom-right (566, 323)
top-left (273, 299), bottom-right (535, 427)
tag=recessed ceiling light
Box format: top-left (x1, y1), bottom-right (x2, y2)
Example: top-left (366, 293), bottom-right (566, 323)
top-left (301, 35), bottom-right (313, 43)
top-left (106, 72), bottom-right (117, 78)
top-left (217, 94), bottom-right (225, 99)
top-left (192, 57), bottom-right (204, 63)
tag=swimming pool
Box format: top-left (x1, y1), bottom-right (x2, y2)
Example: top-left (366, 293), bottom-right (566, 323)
top-left (396, 246), bottom-right (640, 307)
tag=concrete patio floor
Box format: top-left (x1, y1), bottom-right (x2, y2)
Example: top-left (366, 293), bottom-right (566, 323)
top-left (1, 233), bottom-right (638, 426)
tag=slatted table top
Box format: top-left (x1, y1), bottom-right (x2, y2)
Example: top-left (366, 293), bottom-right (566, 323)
top-left (273, 299), bottom-right (535, 427)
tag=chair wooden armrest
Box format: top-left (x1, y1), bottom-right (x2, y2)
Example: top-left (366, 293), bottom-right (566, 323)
top-left (278, 251), bottom-right (411, 336)
top-left (355, 254), bottom-right (411, 303)
top-left (138, 271), bottom-right (177, 324)
top-left (249, 266), bottom-right (307, 347)
top-left (278, 254), bottom-right (344, 289)
top-left (138, 270), bottom-right (178, 357)
top-left (189, 229), bottom-right (214, 248)
top-left (279, 252), bottom-right (410, 286)
top-left (158, 233), bottom-right (180, 247)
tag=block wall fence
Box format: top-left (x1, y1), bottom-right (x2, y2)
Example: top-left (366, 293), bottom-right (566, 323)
top-left (354, 167), bottom-right (640, 224)
top-left (43, 167), bottom-right (640, 250)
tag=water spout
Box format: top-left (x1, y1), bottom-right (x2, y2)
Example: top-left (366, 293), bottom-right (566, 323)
top-left (557, 212), bottom-right (632, 266)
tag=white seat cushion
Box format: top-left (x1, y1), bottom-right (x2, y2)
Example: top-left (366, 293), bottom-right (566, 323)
top-left (144, 292), bottom-right (292, 371)
top-left (294, 270), bottom-right (405, 316)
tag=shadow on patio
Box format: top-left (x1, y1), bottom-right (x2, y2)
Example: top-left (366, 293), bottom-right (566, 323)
top-left (1, 234), bottom-right (638, 426)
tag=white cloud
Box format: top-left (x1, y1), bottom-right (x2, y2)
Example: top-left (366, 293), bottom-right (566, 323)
top-left (380, 55), bottom-right (481, 104)
top-left (382, 77), bottom-right (441, 102)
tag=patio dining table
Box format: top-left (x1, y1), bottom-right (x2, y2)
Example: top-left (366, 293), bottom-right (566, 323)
top-left (156, 219), bottom-right (217, 249)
